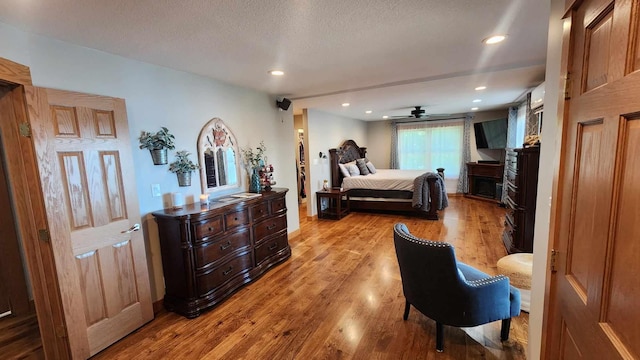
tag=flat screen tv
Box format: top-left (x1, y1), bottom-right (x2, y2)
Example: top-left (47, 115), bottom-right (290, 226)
top-left (474, 118), bottom-right (508, 149)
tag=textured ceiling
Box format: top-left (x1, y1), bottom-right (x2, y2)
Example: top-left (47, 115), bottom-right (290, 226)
top-left (0, 0), bottom-right (549, 120)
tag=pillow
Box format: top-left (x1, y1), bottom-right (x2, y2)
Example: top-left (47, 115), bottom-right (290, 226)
top-left (346, 163), bottom-right (360, 176)
top-left (366, 161), bottom-right (377, 174)
top-left (355, 158), bottom-right (370, 175)
top-left (338, 163), bottom-right (350, 177)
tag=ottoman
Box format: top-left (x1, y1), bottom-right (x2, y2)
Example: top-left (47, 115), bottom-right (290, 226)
top-left (497, 253), bottom-right (533, 312)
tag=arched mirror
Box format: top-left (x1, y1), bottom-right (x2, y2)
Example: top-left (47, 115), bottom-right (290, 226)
top-left (197, 118), bottom-right (241, 194)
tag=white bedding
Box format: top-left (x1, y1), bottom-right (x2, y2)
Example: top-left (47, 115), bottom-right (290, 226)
top-left (341, 169), bottom-right (425, 191)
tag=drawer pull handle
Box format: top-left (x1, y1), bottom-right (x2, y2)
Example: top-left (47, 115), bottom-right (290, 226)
top-left (220, 241), bottom-right (232, 250)
top-left (222, 266), bottom-right (234, 276)
top-left (208, 226), bottom-right (215, 232)
top-left (268, 242), bottom-right (278, 251)
top-left (267, 223), bottom-right (277, 230)
top-left (234, 217), bottom-right (238, 221)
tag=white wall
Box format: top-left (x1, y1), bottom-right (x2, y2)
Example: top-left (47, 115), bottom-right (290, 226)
top-left (366, 120), bottom-right (392, 167)
top-left (305, 109), bottom-right (367, 216)
top-left (0, 21), bottom-right (299, 302)
top-left (529, 0), bottom-right (562, 358)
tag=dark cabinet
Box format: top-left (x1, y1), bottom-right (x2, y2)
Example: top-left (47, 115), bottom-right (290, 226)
top-left (152, 188), bottom-right (290, 318)
top-left (502, 147), bottom-right (540, 253)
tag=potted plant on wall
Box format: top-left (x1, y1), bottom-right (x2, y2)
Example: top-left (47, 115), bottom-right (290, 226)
top-left (139, 127), bottom-right (175, 165)
top-left (169, 150), bottom-right (200, 187)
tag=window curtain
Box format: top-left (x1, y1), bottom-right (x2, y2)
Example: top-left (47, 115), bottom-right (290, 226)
top-left (456, 114), bottom-right (473, 193)
top-left (502, 106), bottom-right (519, 202)
top-left (516, 101), bottom-right (527, 147)
top-left (390, 120), bottom-right (399, 169)
top-left (396, 120), bottom-right (464, 178)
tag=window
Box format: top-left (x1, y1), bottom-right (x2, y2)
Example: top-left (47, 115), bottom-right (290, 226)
top-left (397, 121), bottom-right (464, 178)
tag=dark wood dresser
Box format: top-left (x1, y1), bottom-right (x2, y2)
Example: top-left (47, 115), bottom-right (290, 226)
top-left (152, 188), bottom-right (290, 318)
top-left (503, 147), bottom-right (540, 253)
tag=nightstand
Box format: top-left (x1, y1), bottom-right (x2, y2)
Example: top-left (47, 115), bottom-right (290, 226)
top-left (316, 189), bottom-right (349, 220)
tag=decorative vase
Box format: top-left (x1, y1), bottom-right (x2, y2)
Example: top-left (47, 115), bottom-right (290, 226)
top-left (150, 148), bottom-right (168, 165)
top-left (249, 168), bottom-right (261, 193)
top-left (177, 172), bottom-right (191, 187)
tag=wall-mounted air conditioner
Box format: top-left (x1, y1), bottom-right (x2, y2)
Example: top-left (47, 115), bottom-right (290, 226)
top-left (530, 82), bottom-right (545, 110)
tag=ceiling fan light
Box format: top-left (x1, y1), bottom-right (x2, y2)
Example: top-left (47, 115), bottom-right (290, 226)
top-left (471, 107), bottom-right (479, 111)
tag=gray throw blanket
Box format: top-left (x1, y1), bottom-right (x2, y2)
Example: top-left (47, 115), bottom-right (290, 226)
top-left (412, 172), bottom-right (449, 211)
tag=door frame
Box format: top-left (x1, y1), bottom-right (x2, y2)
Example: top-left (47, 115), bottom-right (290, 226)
top-left (0, 57), bottom-right (70, 358)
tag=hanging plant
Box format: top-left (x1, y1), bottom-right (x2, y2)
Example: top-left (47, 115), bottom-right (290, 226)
top-left (169, 150), bottom-right (199, 186)
top-left (138, 127), bottom-right (176, 165)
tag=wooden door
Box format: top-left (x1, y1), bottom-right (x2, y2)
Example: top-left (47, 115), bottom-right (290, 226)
top-left (546, 0), bottom-right (640, 358)
top-left (28, 87), bottom-right (153, 358)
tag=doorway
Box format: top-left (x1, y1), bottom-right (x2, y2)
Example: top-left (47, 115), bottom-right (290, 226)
top-left (294, 114), bottom-right (310, 215)
top-left (0, 85), bottom-right (43, 358)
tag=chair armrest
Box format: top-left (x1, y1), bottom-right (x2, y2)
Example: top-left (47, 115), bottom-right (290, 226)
top-left (456, 263), bottom-right (515, 325)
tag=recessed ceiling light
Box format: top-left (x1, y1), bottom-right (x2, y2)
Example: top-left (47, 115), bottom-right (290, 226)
top-left (472, 99), bottom-right (482, 103)
top-left (382, 115), bottom-right (389, 119)
top-left (471, 107), bottom-right (479, 111)
top-left (342, 103), bottom-right (350, 107)
top-left (269, 70), bottom-right (284, 76)
top-left (483, 35), bottom-right (507, 44)
top-left (475, 86), bottom-right (487, 91)
top-left (365, 110), bottom-right (372, 114)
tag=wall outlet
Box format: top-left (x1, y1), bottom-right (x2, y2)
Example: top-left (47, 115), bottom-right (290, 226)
top-left (151, 183), bottom-right (161, 197)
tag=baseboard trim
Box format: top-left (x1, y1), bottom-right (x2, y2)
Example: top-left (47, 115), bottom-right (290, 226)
top-left (288, 229), bottom-right (301, 240)
top-left (153, 299), bottom-right (164, 315)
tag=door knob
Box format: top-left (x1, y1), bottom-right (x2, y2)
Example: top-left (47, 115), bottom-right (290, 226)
top-left (121, 223), bottom-right (141, 233)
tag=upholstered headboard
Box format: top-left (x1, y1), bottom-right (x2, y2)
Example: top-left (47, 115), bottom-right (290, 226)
top-left (329, 139), bottom-right (367, 188)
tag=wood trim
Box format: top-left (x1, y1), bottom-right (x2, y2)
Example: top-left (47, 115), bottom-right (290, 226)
top-left (0, 67), bottom-right (70, 358)
top-left (152, 300), bottom-right (164, 315)
top-left (542, 11), bottom-right (574, 359)
top-left (0, 57), bottom-right (32, 87)
top-left (288, 229), bottom-right (301, 240)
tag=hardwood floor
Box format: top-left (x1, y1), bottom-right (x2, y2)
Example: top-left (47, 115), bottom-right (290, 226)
top-left (0, 312), bottom-right (44, 359)
top-left (93, 196), bottom-right (527, 359)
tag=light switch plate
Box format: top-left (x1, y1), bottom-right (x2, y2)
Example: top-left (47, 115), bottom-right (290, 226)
top-left (151, 183), bottom-right (161, 197)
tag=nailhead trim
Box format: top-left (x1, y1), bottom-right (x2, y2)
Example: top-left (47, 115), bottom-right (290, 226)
top-left (394, 223), bottom-right (509, 288)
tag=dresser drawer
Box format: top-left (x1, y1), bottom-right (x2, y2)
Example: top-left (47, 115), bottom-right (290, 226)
top-left (196, 251), bottom-right (253, 296)
top-left (193, 216), bottom-right (224, 241)
top-left (254, 213), bottom-right (287, 244)
top-left (225, 209), bottom-right (249, 229)
top-left (270, 196), bottom-right (286, 214)
top-left (251, 202), bottom-right (269, 221)
top-left (255, 231), bottom-right (288, 266)
top-left (193, 227), bottom-right (250, 270)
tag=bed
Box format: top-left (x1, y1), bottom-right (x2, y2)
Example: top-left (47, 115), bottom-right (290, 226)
top-left (329, 139), bottom-right (447, 220)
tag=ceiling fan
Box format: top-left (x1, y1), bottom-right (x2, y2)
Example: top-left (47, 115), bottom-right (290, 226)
top-left (389, 106), bottom-right (451, 119)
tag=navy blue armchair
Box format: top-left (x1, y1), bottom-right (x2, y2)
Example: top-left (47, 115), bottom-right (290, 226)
top-left (393, 223), bottom-right (520, 352)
